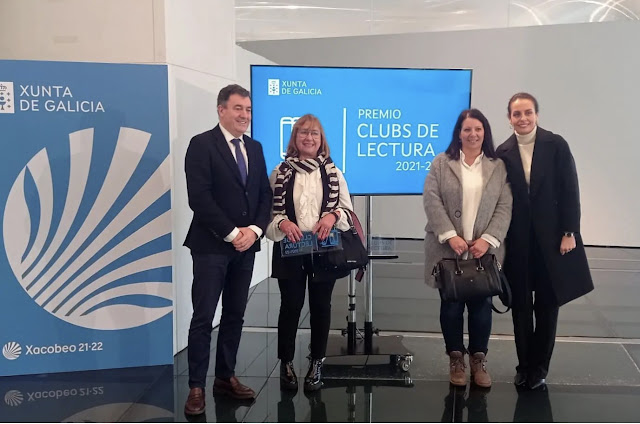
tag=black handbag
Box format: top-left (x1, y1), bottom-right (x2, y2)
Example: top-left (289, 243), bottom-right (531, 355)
top-left (313, 210), bottom-right (369, 281)
top-left (432, 254), bottom-right (512, 313)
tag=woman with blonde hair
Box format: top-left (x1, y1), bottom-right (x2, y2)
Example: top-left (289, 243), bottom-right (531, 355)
top-left (266, 114), bottom-right (355, 392)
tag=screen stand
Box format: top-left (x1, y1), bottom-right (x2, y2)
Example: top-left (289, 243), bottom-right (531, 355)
top-left (323, 195), bottom-right (414, 380)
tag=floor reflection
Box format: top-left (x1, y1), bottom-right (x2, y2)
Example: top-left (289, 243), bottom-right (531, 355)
top-left (441, 384), bottom-right (491, 422)
top-left (272, 378), bottom-right (412, 422)
top-left (513, 385), bottom-right (553, 423)
top-left (183, 396), bottom-right (257, 424)
top-left (213, 396), bottom-right (256, 423)
top-left (3, 360), bottom-right (640, 422)
top-left (0, 365), bottom-right (173, 422)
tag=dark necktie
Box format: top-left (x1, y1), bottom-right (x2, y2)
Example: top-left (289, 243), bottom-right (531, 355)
top-left (231, 138), bottom-right (247, 185)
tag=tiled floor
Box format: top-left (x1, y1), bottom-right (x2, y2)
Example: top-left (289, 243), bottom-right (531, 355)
top-left (2, 244), bottom-right (640, 422)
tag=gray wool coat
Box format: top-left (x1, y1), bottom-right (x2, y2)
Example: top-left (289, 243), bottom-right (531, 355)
top-left (423, 152), bottom-right (513, 288)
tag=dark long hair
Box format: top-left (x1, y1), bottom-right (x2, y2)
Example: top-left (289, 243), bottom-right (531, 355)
top-left (444, 108), bottom-right (497, 161)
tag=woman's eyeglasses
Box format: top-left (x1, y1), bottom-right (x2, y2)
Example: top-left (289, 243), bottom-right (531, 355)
top-left (298, 129), bottom-right (321, 138)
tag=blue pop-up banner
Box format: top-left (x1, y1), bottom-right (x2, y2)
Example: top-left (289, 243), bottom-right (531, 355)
top-left (0, 60), bottom-right (172, 376)
top-left (251, 65), bottom-right (472, 195)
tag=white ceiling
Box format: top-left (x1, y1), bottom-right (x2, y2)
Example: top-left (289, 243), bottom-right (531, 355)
top-left (236, 0), bottom-right (640, 42)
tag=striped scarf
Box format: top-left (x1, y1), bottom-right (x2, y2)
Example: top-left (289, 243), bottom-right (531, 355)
top-left (272, 155), bottom-right (340, 217)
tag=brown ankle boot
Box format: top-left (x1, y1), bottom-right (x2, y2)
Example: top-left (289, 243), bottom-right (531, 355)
top-left (470, 352), bottom-right (492, 388)
top-left (448, 351), bottom-right (467, 386)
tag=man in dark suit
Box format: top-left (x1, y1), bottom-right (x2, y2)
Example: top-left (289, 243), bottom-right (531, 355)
top-left (183, 84), bottom-right (272, 416)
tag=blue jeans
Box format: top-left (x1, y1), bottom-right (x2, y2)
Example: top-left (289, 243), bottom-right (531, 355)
top-left (440, 295), bottom-right (492, 355)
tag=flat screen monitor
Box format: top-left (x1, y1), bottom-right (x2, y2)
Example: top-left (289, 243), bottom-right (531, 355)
top-left (250, 65), bottom-right (472, 195)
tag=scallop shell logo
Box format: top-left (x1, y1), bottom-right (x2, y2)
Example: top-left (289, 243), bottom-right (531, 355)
top-left (2, 342), bottom-right (22, 360)
top-left (3, 127), bottom-right (172, 330)
top-left (4, 390), bottom-right (23, 406)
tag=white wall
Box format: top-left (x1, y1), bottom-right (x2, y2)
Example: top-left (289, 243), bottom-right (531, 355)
top-left (240, 21), bottom-right (640, 247)
top-left (0, 0), bottom-right (165, 63)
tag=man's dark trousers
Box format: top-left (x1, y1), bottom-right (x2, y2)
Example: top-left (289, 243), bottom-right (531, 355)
top-left (187, 251), bottom-right (255, 388)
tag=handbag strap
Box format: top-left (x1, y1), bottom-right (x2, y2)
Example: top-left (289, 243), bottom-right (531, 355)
top-left (491, 271), bottom-right (512, 314)
top-left (341, 209), bottom-right (368, 282)
top-left (318, 164), bottom-right (360, 238)
top-left (344, 210), bottom-right (357, 233)
top-left (453, 255), bottom-right (485, 275)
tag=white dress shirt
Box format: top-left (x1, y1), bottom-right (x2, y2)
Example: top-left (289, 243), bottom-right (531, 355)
top-left (460, 150), bottom-right (484, 243)
top-left (265, 165), bottom-right (354, 242)
top-left (220, 124), bottom-right (249, 174)
top-left (218, 124), bottom-right (262, 242)
top-left (438, 151), bottom-right (500, 250)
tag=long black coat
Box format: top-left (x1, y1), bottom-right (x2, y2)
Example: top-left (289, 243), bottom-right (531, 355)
top-left (496, 127), bottom-right (593, 306)
top-left (183, 125), bottom-right (272, 254)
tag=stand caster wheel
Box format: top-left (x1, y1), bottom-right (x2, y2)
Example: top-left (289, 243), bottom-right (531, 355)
top-left (397, 354), bottom-right (413, 372)
top-left (398, 359), bottom-right (410, 372)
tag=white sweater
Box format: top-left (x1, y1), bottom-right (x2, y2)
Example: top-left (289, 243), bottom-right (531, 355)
top-left (516, 126), bottom-right (537, 187)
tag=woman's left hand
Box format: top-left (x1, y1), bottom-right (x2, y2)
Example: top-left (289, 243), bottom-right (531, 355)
top-left (468, 238), bottom-right (490, 259)
top-left (312, 213), bottom-right (338, 241)
top-left (560, 235), bottom-right (576, 255)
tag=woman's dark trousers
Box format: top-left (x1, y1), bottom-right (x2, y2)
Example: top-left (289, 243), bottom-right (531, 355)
top-left (512, 228), bottom-right (560, 380)
top-left (277, 264), bottom-right (337, 361)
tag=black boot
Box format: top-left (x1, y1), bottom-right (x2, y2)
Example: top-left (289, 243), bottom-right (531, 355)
top-left (528, 369), bottom-right (547, 391)
top-left (280, 361), bottom-right (298, 391)
top-left (514, 370), bottom-right (528, 387)
top-left (304, 358), bottom-right (324, 392)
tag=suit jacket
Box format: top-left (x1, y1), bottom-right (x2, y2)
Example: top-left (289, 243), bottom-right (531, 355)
top-left (496, 127), bottom-right (593, 306)
top-left (183, 125), bottom-right (272, 254)
top-left (423, 152), bottom-right (513, 288)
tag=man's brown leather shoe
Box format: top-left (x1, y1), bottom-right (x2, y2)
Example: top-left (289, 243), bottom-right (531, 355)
top-left (212, 376), bottom-right (256, 399)
top-left (184, 387), bottom-right (205, 416)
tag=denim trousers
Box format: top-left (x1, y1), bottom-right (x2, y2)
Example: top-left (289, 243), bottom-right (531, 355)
top-left (439, 295), bottom-right (492, 355)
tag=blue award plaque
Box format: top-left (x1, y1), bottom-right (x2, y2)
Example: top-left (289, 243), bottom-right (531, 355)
top-left (280, 230), bottom-right (344, 257)
top-left (317, 229), bottom-right (343, 251)
top-left (281, 232), bottom-right (316, 257)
